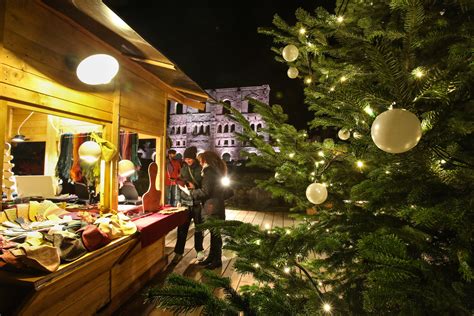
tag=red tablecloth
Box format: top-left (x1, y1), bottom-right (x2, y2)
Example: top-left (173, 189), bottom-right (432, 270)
top-left (132, 211), bottom-right (188, 247)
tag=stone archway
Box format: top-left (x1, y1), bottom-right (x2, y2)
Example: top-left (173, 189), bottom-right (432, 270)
top-left (222, 153), bottom-right (231, 162)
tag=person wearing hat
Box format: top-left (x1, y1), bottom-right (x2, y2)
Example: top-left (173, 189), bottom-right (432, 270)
top-left (165, 149), bottom-right (181, 206)
top-left (172, 146), bottom-right (205, 263)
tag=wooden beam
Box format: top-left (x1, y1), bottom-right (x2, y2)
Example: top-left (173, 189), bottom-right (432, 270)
top-left (0, 100), bottom-right (7, 193)
top-left (123, 53), bottom-right (176, 70)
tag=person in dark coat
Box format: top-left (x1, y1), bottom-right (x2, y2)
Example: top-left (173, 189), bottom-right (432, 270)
top-left (171, 146), bottom-right (204, 263)
top-left (187, 151), bottom-right (228, 269)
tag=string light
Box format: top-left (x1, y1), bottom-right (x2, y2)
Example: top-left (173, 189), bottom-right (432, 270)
top-left (385, 170), bottom-right (391, 174)
top-left (322, 303), bottom-right (332, 313)
top-left (283, 266), bottom-right (291, 274)
top-left (264, 223), bottom-right (271, 230)
top-left (305, 77), bottom-right (313, 85)
top-left (285, 229), bottom-right (291, 234)
top-left (363, 105), bottom-right (375, 116)
top-left (318, 281), bottom-right (323, 286)
top-left (318, 151), bottom-right (325, 157)
top-left (253, 263), bottom-right (260, 268)
top-left (255, 239), bottom-right (261, 245)
top-left (336, 16), bottom-right (344, 23)
top-left (356, 160), bottom-right (364, 168)
top-left (340, 75), bottom-right (347, 82)
top-left (289, 152), bottom-right (295, 158)
top-left (299, 27), bottom-right (306, 35)
top-left (440, 159), bottom-right (446, 164)
top-left (329, 86), bottom-right (335, 92)
top-left (412, 68), bottom-right (424, 78)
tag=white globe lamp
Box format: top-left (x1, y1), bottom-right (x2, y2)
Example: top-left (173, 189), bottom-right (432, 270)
top-left (79, 141), bottom-right (102, 163)
top-left (77, 54), bottom-right (119, 85)
top-left (118, 159), bottom-right (135, 177)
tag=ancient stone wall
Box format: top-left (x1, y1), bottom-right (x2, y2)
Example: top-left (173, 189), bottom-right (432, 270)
top-left (168, 85), bottom-right (270, 161)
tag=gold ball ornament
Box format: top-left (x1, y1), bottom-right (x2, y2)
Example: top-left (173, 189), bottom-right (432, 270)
top-left (306, 183), bottom-right (328, 205)
top-left (338, 129), bottom-right (350, 140)
top-left (287, 67), bottom-right (299, 79)
top-left (371, 109), bottom-right (422, 154)
top-left (282, 44), bottom-right (299, 62)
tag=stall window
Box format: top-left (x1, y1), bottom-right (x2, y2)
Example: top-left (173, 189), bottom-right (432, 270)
top-left (11, 142), bottom-right (45, 175)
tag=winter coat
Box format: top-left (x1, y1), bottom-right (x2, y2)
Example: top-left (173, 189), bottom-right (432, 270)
top-left (165, 158), bottom-right (181, 186)
top-left (191, 166), bottom-right (226, 219)
top-left (178, 161), bottom-right (202, 207)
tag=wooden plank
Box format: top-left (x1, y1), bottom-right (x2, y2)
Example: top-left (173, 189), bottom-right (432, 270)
top-left (0, 100), bottom-right (7, 192)
top-left (0, 82), bottom-right (113, 123)
top-left (0, 62), bottom-right (113, 113)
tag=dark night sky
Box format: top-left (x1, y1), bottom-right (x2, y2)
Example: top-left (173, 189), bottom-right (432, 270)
top-left (105, 0), bottom-right (335, 129)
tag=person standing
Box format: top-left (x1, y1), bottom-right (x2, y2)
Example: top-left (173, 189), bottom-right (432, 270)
top-left (172, 146), bottom-right (205, 263)
top-left (183, 151), bottom-right (228, 269)
top-left (165, 149), bottom-right (181, 206)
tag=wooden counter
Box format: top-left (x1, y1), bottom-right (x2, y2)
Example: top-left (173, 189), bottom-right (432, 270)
top-left (0, 233), bottom-right (167, 315)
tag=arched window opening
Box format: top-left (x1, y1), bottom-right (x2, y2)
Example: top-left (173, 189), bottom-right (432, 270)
top-left (177, 141), bottom-right (180, 146)
top-left (217, 125), bottom-right (222, 133)
top-left (183, 126), bottom-right (187, 134)
top-left (176, 126), bottom-right (181, 134)
top-left (199, 125), bottom-right (204, 134)
top-left (205, 125), bottom-right (210, 135)
top-left (257, 124), bottom-right (262, 132)
top-left (230, 124), bottom-right (235, 132)
top-left (222, 100), bottom-right (231, 115)
top-left (224, 125), bottom-right (229, 133)
top-left (176, 103), bottom-right (183, 114)
top-left (193, 126), bottom-right (197, 134)
top-left (224, 140), bottom-right (228, 146)
top-left (250, 124), bottom-right (255, 131)
top-left (170, 127), bottom-right (175, 135)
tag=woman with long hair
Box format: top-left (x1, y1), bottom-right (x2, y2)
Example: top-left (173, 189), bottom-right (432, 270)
top-left (189, 151), bottom-right (227, 269)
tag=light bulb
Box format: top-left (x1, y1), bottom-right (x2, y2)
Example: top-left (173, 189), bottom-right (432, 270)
top-left (305, 77), bottom-right (312, 85)
top-left (318, 151), bottom-right (325, 157)
top-left (340, 75), bottom-right (347, 82)
top-left (336, 16), bottom-right (344, 23)
top-left (322, 303), bottom-right (332, 313)
top-left (221, 176), bottom-right (231, 186)
top-left (356, 160), bottom-right (364, 168)
top-left (283, 266), bottom-right (291, 274)
top-left (299, 27), bottom-right (306, 35)
top-left (76, 54), bottom-right (119, 85)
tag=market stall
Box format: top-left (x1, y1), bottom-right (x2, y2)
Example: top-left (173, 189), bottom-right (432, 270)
top-left (0, 0), bottom-right (207, 314)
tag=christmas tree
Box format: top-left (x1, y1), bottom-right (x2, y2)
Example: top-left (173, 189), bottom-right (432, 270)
top-left (146, 0), bottom-right (473, 314)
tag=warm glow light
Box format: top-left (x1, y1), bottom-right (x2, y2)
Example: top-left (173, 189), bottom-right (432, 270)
top-left (336, 16), bottom-right (344, 23)
top-left (340, 75), bottom-right (347, 82)
top-left (413, 68), bottom-right (424, 78)
top-left (12, 135), bottom-right (26, 142)
top-left (364, 105), bottom-right (375, 116)
top-left (322, 303), bottom-right (332, 313)
top-left (283, 266), bottom-right (291, 274)
top-left (253, 263), bottom-right (260, 268)
top-left (77, 54), bottom-right (119, 85)
top-left (289, 152), bottom-right (295, 158)
top-left (305, 77), bottom-right (312, 84)
top-left (299, 27), bottom-right (306, 34)
top-left (356, 160), bottom-right (364, 168)
top-left (221, 176), bottom-right (231, 186)
top-left (286, 229), bottom-right (291, 234)
top-left (118, 159), bottom-right (135, 177)
top-left (329, 86), bottom-right (335, 92)
top-left (79, 141), bottom-right (102, 163)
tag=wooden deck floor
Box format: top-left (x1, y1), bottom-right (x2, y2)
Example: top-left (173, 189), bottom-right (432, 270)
top-left (115, 209), bottom-right (297, 316)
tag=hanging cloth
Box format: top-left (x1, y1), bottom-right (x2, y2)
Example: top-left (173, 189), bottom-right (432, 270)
top-left (70, 133), bottom-right (88, 182)
top-left (90, 132), bottom-right (117, 162)
top-left (120, 132), bottom-right (141, 182)
top-left (56, 133), bottom-right (73, 181)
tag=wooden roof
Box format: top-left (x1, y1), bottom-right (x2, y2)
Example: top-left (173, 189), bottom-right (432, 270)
top-left (40, 0), bottom-right (208, 109)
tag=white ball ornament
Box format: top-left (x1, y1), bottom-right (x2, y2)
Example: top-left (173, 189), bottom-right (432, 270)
top-left (287, 67), bottom-right (299, 79)
top-left (338, 129), bottom-right (350, 140)
top-left (282, 45), bottom-right (299, 62)
top-left (306, 183), bottom-right (328, 205)
top-left (78, 141), bottom-right (102, 163)
top-left (371, 109), bottom-right (422, 154)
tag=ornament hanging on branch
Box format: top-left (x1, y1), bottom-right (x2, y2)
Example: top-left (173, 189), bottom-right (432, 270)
top-left (306, 183), bottom-right (328, 204)
top-left (353, 131), bottom-right (363, 139)
top-left (371, 109), bottom-right (422, 154)
top-left (274, 172), bottom-right (285, 183)
top-left (287, 67), bottom-right (299, 79)
top-left (282, 44), bottom-right (299, 62)
top-left (338, 129), bottom-right (350, 140)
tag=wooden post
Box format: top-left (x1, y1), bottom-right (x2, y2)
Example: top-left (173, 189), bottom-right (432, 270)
top-left (0, 100), bottom-right (7, 192)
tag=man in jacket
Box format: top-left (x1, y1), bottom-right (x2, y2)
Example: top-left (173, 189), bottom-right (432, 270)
top-left (172, 146), bottom-right (205, 263)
